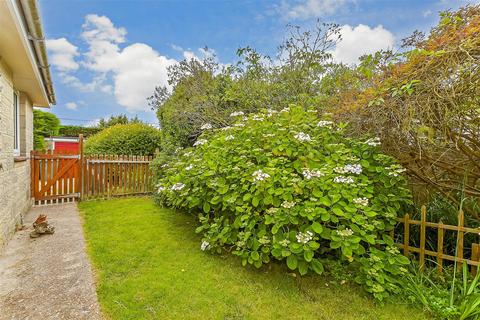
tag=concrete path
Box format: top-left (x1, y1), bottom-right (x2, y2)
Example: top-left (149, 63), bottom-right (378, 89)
top-left (0, 203), bottom-right (102, 320)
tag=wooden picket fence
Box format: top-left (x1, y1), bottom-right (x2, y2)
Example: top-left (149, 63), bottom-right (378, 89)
top-left (31, 135), bottom-right (155, 204)
top-left (395, 206), bottom-right (480, 275)
top-left (82, 154), bottom-right (154, 199)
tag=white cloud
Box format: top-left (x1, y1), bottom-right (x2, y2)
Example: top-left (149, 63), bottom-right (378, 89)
top-left (423, 9), bottom-right (432, 17)
top-left (54, 14), bottom-right (221, 113)
top-left (111, 43), bottom-right (176, 110)
top-left (279, 0), bottom-right (353, 20)
top-left (75, 14), bottom-right (177, 112)
top-left (46, 38), bottom-right (79, 71)
top-left (330, 24), bottom-right (395, 65)
top-left (65, 102), bottom-right (78, 110)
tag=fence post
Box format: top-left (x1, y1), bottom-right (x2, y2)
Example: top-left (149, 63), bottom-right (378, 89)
top-left (419, 205), bottom-right (427, 271)
top-left (457, 210), bottom-right (465, 261)
top-left (472, 243), bottom-right (480, 277)
top-left (437, 221), bottom-right (444, 273)
top-left (78, 134), bottom-right (84, 200)
top-left (403, 213), bottom-right (410, 257)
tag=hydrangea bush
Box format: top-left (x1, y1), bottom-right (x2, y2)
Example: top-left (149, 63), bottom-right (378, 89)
top-left (154, 106), bottom-right (412, 300)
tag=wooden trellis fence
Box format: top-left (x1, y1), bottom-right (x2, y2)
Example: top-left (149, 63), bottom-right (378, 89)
top-left (395, 206), bottom-right (480, 275)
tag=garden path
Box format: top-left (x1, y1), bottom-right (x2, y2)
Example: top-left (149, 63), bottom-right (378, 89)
top-left (0, 203), bottom-right (101, 320)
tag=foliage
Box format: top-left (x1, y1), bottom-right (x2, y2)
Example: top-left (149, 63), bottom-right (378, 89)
top-left (84, 123), bottom-right (161, 156)
top-left (154, 106), bottom-right (412, 300)
top-left (98, 114), bottom-right (143, 129)
top-left (402, 263), bottom-right (480, 319)
top-left (33, 109), bottom-right (60, 150)
top-left (59, 125), bottom-right (101, 138)
top-left (79, 197), bottom-right (427, 319)
top-left (149, 22), bottom-right (342, 149)
top-left (335, 5), bottom-right (480, 215)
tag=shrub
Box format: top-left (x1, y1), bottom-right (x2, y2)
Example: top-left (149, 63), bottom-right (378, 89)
top-left (84, 123), bottom-right (162, 156)
top-left (154, 106), bottom-right (412, 300)
top-left (33, 109), bottom-right (60, 150)
top-left (59, 125), bottom-right (101, 138)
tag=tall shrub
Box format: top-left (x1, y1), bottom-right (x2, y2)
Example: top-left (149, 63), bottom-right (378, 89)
top-left (84, 123), bottom-right (162, 156)
top-left (154, 106), bottom-right (412, 300)
top-left (33, 109), bottom-right (60, 150)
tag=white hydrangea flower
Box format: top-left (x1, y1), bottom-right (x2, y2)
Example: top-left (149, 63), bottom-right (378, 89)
top-left (185, 164), bottom-right (193, 171)
top-left (294, 132), bottom-right (311, 142)
top-left (386, 165), bottom-right (407, 177)
top-left (317, 120), bottom-right (334, 128)
top-left (225, 135), bottom-right (235, 141)
top-left (333, 176), bottom-right (354, 184)
top-left (221, 126), bottom-right (232, 131)
top-left (279, 239), bottom-right (290, 247)
top-left (280, 107), bottom-right (290, 113)
top-left (296, 231), bottom-right (314, 244)
top-left (334, 166), bottom-right (347, 174)
top-left (161, 163), bottom-right (168, 168)
top-left (281, 201), bottom-right (296, 209)
top-left (266, 109), bottom-right (278, 117)
top-left (336, 228), bottom-right (354, 238)
top-left (266, 207), bottom-right (279, 214)
top-left (353, 197), bottom-right (369, 206)
top-left (171, 183), bottom-right (186, 191)
top-left (201, 123), bottom-right (213, 130)
top-left (200, 241), bottom-right (210, 251)
top-left (365, 137), bottom-right (381, 146)
top-left (344, 164), bottom-right (362, 175)
top-left (302, 169), bottom-right (324, 180)
top-left (230, 111), bottom-right (245, 117)
top-left (259, 236), bottom-right (270, 245)
top-left (157, 186), bottom-right (165, 193)
top-left (334, 164), bottom-right (362, 175)
top-left (193, 139), bottom-right (207, 146)
top-left (252, 169), bottom-right (270, 182)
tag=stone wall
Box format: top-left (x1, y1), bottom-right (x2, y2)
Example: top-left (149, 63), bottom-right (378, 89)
top-left (0, 59), bottom-right (34, 251)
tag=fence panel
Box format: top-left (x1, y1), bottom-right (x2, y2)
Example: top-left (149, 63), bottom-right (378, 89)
top-left (395, 205), bottom-right (480, 275)
top-left (82, 155), bottom-right (154, 199)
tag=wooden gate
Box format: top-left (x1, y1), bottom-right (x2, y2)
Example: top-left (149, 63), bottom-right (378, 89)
top-left (31, 149), bottom-right (82, 204)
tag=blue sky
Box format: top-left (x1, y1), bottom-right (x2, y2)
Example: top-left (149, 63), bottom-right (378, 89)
top-left (39, 0), bottom-right (473, 127)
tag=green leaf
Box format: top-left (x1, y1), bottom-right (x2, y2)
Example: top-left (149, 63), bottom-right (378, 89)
top-left (298, 261), bottom-right (308, 275)
top-left (311, 222), bottom-right (323, 234)
top-left (286, 254), bottom-right (298, 270)
top-left (203, 202), bottom-right (211, 213)
top-left (252, 196), bottom-right (260, 207)
top-left (304, 250), bottom-right (314, 262)
top-left (251, 251), bottom-right (260, 261)
top-left (320, 197), bottom-right (331, 206)
top-left (332, 207), bottom-right (344, 216)
top-left (311, 259), bottom-right (324, 275)
top-left (396, 255), bottom-right (410, 265)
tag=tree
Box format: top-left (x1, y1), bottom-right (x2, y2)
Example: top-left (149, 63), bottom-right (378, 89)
top-left (336, 5), bottom-right (480, 215)
top-left (148, 22), bottom-right (343, 150)
top-left (33, 109), bottom-right (60, 150)
top-left (98, 114), bottom-right (143, 129)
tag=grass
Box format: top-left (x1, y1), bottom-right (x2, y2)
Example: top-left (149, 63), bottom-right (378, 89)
top-left (79, 197), bottom-right (428, 320)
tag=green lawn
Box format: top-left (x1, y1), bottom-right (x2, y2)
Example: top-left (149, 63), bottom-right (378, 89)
top-left (79, 197), bottom-right (427, 320)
